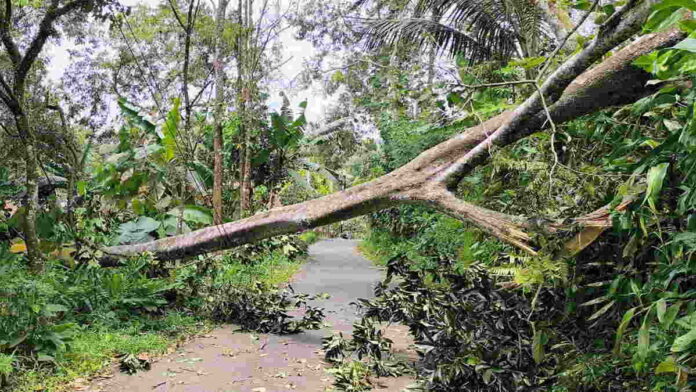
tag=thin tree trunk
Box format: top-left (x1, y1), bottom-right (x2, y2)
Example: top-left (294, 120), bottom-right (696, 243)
top-left (213, 0), bottom-right (229, 225)
top-left (101, 6), bottom-right (681, 265)
top-left (182, 0), bottom-right (196, 139)
top-left (17, 112), bottom-right (42, 272)
top-left (240, 119), bottom-right (252, 214)
top-left (236, 0), bottom-right (253, 217)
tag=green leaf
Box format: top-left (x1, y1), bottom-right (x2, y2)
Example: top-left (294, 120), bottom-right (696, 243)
top-left (653, 0), bottom-right (696, 10)
top-left (679, 19), bottom-right (696, 33)
top-left (655, 357), bottom-right (678, 374)
top-left (8, 334), bottom-right (27, 349)
top-left (0, 354), bottom-right (14, 376)
top-left (76, 180), bottom-right (87, 196)
top-left (613, 307), bottom-right (637, 355)
top-left (644, 163), bottom-right (669, 212)
top-left (580, 296), bottom-right (609, 307)
top-left (187, 162), bottom-right (213, 190)
top-left (160, 215), bottom-right (191, 236)
top-left (167, 205), bottom-right (213, 225)
top-left (656, 299), bottom-right (667, 324)
top-left (645, 7), bottom-right (687, 32)
top-left (637, 316), bottom-right (650, 359)
top-left (672, 38), bottom-right (696, 53)
top-left (671, 326), bottom-right (696, 352)
top-left (160, 99), bottom-right (180, 162)
top-left (134, 144), bottom-right (163, 160)
top-left (588, 300), bottom-right (616, 321)
top-left (118, 98), bottom-right (156, 135)
top-left (532, 330), bottom-right (545, 364)
top-left (676, 311), bottom-right (696, 329)
top-left (43, 304), bottom-right (68, 316)
top-left (662, 302), bottom-right (683, 329)
top-left (37, 354), bottom-right (55, 363)
top-left (117, 216), bottom-right (160, 244)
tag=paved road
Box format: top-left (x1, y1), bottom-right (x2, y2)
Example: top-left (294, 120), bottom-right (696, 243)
top-left (86, 239), bottom-right (413, 392)
top-left (283, 239), bottom-right (384, 344)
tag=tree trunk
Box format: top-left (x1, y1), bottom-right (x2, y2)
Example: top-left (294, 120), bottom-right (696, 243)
top-left (236, 0), bottom-right (253, 217)
top-left (17, 112), bottom-right (43, 272)
top-left (182, 0), bottom-right (196, 141)
top-left (213, 0), bottom-right (229, 225)
top-left (240, 121), bottom-right (252, 215)
top-left (101, 6), bottom-right (683, 265)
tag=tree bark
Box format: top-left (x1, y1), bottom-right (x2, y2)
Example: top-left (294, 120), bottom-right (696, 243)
top-left (240, 122), bottom-right (252, 214)
top-left (236, 0), bottom-right (254, 217)
top-left (182, 0), bottom-right (197, 141)
top-left (213, 0), bottom-right (229, 225)
top-left (17, 111), bottom-right (43, 272)
top-left (101, 6), bottom-right (683, 265)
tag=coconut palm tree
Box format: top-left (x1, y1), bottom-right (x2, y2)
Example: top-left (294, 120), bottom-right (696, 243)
top-left (361, 0), bottom-right (559, 63)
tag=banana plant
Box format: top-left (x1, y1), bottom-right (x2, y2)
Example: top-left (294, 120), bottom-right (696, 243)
top-left (93, 99), bottom-right (213, 245)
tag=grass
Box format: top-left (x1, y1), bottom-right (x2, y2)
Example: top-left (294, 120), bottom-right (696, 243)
top-left (358, 231), bottom-right (414, 269)
top-left (10, 312), bottom-right (207, 392)
top-left (221, 249), bottom-right (307, 288)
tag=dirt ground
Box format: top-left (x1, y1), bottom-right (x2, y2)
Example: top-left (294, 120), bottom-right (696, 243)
top-left (83, 239), bottom-right (417, 392)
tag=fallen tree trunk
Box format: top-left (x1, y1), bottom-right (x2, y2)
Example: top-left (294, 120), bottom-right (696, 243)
top-left (102, 2), bottom-right (684, 266)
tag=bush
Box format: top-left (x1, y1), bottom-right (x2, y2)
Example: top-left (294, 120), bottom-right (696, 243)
top-left (299, 230), bottom-right (319, 244)
top-left (0, 251), bottom-right (173, 362)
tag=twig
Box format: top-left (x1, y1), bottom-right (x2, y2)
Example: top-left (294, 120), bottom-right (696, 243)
top-left (458, 79), bottom-right (537, 89)
top-left (116, 23), bottom-right (164, 115)
top-left (167, 0), bottom-right (187, 30)
top-left (530, 82), bottom-right (559, 196)
top-left (538, 0), bottom-right (601, 79)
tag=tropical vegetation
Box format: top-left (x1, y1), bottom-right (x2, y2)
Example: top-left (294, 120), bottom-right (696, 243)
top-left (0, 0), bottom-right (694, 391)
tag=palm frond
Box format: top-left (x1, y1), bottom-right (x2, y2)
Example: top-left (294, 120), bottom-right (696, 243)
top-left (415, 0), bottom-right (550, 56)
top-left (363, 18), bottom-right (516, 63)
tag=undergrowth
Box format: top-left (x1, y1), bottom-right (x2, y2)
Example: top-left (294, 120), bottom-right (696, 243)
top-left (0, 233), bottom-right (316, 391)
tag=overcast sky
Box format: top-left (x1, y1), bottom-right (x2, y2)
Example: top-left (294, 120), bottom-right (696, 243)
top-left (45, 0), bottom-right (336, 127)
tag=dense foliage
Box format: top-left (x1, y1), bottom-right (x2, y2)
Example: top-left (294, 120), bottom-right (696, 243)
top-left (350, 5), bottom-right (696, 391)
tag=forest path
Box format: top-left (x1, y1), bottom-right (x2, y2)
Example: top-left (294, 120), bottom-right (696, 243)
top-left (85, 239), bottom-right (415, 392)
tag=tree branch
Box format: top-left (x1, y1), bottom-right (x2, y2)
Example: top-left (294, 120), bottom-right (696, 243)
top-left (17, 0), bottom-right (88, 87)
top-left (0, 0), bottom-right (21, 67)
top-left (167, 0), bottom-right (187, 30)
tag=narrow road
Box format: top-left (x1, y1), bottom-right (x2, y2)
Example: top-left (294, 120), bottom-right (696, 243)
top-left (86, 239), bottom-right (414, 392)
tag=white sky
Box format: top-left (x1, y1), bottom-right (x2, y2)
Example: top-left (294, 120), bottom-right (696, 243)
top-left (46, 0), bottom-right (336, 126)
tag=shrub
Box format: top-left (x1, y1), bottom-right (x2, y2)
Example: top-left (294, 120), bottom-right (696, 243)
top-left (0, 252), bottom-right (172, 362)
top-left (299, 230), bottom-right (319, 244)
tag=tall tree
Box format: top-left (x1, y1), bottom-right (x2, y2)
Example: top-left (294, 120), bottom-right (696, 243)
top-left (213, 0), bottom-right (230, 224)
top-left (236, 0), bottom-right (253, 217)
top-left (0, 0), bottom-right (116, 272)
top-left (233, 0), bottom-right (284, 217)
